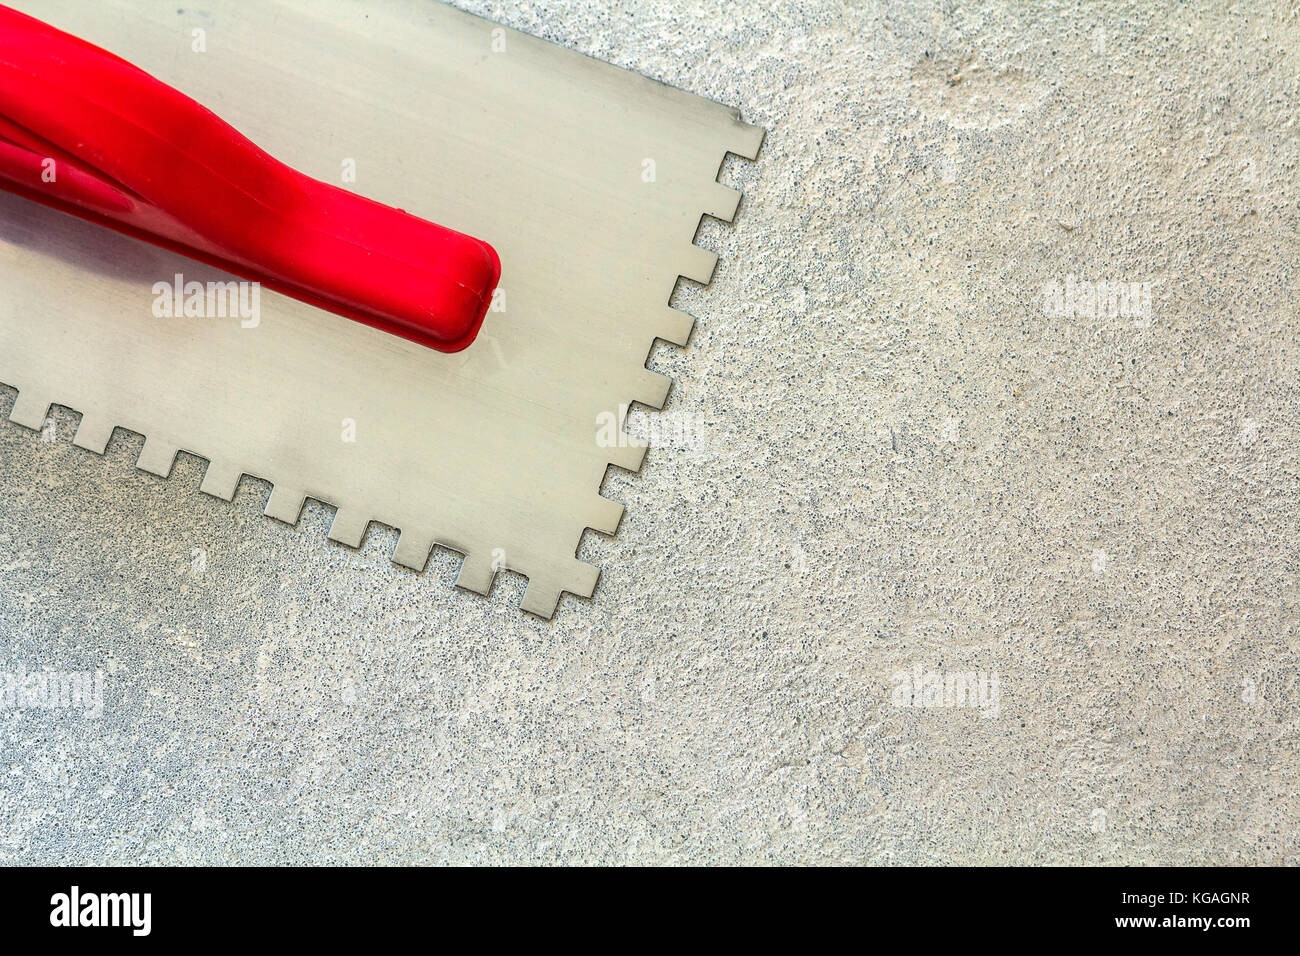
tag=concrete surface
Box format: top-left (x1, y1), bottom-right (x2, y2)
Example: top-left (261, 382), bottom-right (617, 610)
top-left (1, 0), bottom-right (1297, 864)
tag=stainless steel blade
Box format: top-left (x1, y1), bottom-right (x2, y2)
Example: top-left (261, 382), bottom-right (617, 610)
top-left (0, 0), bottom-right (762, 616)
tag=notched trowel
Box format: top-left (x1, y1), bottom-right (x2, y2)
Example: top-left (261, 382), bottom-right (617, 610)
top-left (0, 0), bottom-right (763, 617)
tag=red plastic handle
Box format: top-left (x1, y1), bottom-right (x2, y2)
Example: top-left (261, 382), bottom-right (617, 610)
top-left (0, 4), bottom-right (500, 352)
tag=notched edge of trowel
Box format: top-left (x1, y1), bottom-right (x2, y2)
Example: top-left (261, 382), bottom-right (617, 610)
top-left (571, 113), bottom-right (766, 618)
top-left (2, 378), bottom-right (614, 620)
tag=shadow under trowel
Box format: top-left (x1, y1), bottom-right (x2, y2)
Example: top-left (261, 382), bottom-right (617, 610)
top-left (0, 188), bottom-right (235, 287)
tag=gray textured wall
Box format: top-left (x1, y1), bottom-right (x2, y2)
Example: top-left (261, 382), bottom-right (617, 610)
top-left (1, 0), bottom-right (1296, 864)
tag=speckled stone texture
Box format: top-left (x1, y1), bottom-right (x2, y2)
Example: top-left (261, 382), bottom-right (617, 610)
top-left (1, 0), bottom-right (1296, 864)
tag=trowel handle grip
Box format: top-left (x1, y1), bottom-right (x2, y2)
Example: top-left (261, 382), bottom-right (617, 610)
top-left (0, 3), bottom-right (500, 353)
